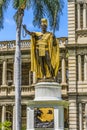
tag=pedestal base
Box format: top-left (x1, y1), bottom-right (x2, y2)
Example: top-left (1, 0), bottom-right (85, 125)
top-left (35, 82), bottom-right (61, 101)
top-left (26, 82), bottom-right (68, 130)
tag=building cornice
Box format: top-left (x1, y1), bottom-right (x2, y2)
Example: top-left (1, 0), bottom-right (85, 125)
top-left (66, 43), bottom-right (87, 48)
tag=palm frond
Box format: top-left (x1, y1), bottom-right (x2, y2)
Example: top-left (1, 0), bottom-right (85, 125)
top-left (0, 5), bottom-right (3, 29)
top-left (12, 0), bottom-right (19, 10)
top-left (26, 0), bottom-right (31, 9)
top-left (0, 0), bottom-right (10, 30)
top-left (43, 0), bottom-right (64, 33)
top-left (31, 0), bottom-right (45, 28)
top-left (31, 0), bottom-right (64, 33)
top-left (2, 0), bottom-right (11, 9)
top-left (13, 0), bottom-right (27, 25)
top-left (13, 0), bottom-right (29, 10)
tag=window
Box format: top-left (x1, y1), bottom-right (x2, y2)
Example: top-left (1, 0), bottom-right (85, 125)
top-left (7, 70), bottom-right (13, 86)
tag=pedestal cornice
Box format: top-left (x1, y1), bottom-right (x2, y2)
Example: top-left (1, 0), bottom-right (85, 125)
top-left (28, 100), bottom-right (69, 108)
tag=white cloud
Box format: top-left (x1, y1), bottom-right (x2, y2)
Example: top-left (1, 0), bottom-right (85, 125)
top-left (5, 18), bottom-right (15, 26)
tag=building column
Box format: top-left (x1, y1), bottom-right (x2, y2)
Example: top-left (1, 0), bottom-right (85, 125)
top-left (54, 108), bottom-right (60, 130)
top-left (83, 3), bottom-right (87, 29)
top-left (12, 61), bottom-right (15, 86)
top-left (79, 103), bottom-right (82, 130)
top-left (2, 60), bottom-right (7, 86)
top-left (59, 106), bottom-right (64, 129)
top-left (78, 55), bottom-right (82, 81)
top-left (61, 57), bottom-right (66, 84)
top-left (27, 107), bottom-right (34, 130)
top-left (33, 72), bottom-right (36, 84)
top-left (85, 103), bottom-right (87, 130)
top-left (77, 3), bottom-right (81, 29)
top-left (84, 55), bottom-right (87, 81)
top-left (29, 71), bottom-right (31, 85)
top-left (29, 71), bottom-right (36, 84)
top-left (2, 105), bottom-right (6, 130)
top-left (13, 105), bottom-right (15, 130)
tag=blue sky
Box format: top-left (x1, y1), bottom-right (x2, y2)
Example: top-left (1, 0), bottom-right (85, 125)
top-left (0, 0), bottom-right (68, 41)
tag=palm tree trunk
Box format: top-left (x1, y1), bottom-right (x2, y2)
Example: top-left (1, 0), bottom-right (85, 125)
top-left (14, 9), bottom-right (24, 130)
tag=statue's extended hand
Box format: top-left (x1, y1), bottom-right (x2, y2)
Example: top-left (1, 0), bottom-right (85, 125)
top-left (22, 24), bottom-right (34, 36)
top-left (22, 24), bottom-right (26, 30)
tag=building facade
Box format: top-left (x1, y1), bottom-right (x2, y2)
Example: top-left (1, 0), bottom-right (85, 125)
top-left (0, 0), bottom-right (87, 130)
top-left (67, 0), bottom-right (87, 130)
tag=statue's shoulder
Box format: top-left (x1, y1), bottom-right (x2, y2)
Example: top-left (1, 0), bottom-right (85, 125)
top-left (34, 32), bottom-right (42, 36)
top-left (47, 32), bottom-right (53, 35)
top-left (46, 32), bottom-right (53, 37)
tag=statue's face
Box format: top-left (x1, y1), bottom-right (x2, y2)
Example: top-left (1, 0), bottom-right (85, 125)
top-left (41, 24), bottom-right (47, 32)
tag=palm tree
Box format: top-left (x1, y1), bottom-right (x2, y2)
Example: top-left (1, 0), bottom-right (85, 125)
top-left (12, 1), bottom-right (27, 130)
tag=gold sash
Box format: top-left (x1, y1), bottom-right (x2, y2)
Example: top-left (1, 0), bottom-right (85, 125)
top-left (39, 44), bottom-right (45, 56)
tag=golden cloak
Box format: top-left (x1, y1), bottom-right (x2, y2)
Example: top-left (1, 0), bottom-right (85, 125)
top-left (30, 32), bottom-right (59, 79)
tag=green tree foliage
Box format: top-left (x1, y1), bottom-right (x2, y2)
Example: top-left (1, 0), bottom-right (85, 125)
top-left (0, 121), bottom-right (12, 130)
top-left (11, 0), bottom-right (64, 36)
top-left (0, 0), bottom-right (10, 29)
top-left (30, 0), bottom-right (64, 33)
top-left (22, 126), bottom-right (26, 130)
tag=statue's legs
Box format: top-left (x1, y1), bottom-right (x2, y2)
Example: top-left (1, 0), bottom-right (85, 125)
top-left (45, 51), bottom-right (54, 77)
top-left (35, 49), bottom-right (46, 77)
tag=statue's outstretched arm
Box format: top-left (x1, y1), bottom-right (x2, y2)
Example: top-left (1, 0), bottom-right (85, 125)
top-left (22, 24), bottom-right (35, 36)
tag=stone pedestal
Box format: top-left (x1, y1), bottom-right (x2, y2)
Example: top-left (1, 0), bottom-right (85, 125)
top-left (27, 82), bottom-right (68, 130)
top-left (35, 82), bottom-right (61, 101)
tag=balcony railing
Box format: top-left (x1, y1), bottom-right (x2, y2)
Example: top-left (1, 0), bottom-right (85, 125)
top-left (0, 37), bottom-right (68, 51)
top-left (0, 84), bottom-right (35, 97)
top-left (0, 40), bottom-right (31, 51)
top-left (0, 84), bottom-right (68, 97)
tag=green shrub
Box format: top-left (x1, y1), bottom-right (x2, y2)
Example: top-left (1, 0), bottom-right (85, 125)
top-left (0, 121), bottom-right (12, 130)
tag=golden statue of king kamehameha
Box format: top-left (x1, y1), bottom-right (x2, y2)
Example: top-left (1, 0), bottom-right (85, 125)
top-left (23, 18), bottom-right (59, 80)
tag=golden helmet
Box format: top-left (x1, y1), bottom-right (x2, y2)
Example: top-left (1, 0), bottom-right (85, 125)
top-left (41, 18), bottom-right (48, 26)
